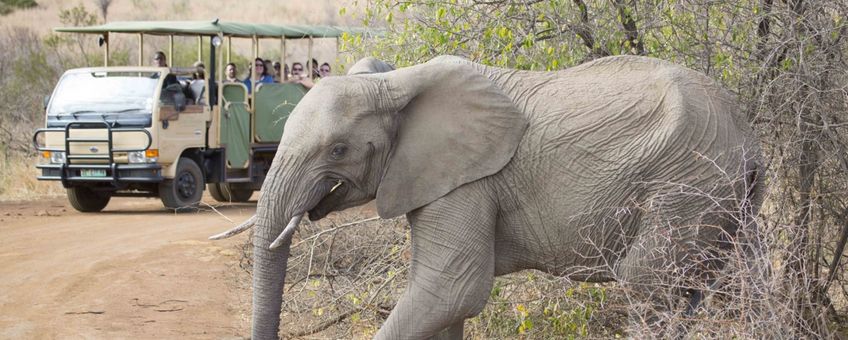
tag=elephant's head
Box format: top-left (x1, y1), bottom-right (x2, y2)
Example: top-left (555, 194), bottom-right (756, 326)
top-left (212, 56), bottom-right (527, 339)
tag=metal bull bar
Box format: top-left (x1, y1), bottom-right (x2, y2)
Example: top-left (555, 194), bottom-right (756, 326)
top-left (33, 121), bottom-right (162, 188)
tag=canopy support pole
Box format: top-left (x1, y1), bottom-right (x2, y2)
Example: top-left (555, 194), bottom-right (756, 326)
top-left (252, 35), bottom-right (258, 98)
top-left (217, 34), bottom-right (224, 100)
top-left (138, 33), bottom-right (144, 66)
top-left (252, 35), bottom-right (258, 59)
top-left (102, 33), bottom-right (109, 67)
top-left (307, 36), bottom-right (313, 78)
top-left (280, 36), bottom-right (286, 79)
top-left (197, 36), bottom-right (202, 61)
top-left (169, 35), bottom-right (174, 64)
top-left (226, 36), bottom-right (232, 63)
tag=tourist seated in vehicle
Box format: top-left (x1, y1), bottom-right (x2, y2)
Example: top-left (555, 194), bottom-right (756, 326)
top-left (189, 61), bottom-right (206, 105)
top-left (152, 51), bottom-right (178, 89)
top-left (243, 58), bottom-right (274, 93)
top-left (290, 62), bottom-right (304, 79)
top-left (192, 61), bottom-right (205, 80)
top-left (264, 59), bottom-right (275, 81)
top-left (310, 58), bottom-right (320, 79)
top-left (319, 62), bottom-right (331, 78)
top-left (284, 62), bottom-right (311, 89)
top-left (225, 63), bottom-right (239, 83)
top-left (273, 61), bottom-right (286, 82)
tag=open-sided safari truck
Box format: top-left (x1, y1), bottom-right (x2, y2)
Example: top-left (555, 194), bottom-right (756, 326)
top-left (33, 20), bottom-right (351, 212)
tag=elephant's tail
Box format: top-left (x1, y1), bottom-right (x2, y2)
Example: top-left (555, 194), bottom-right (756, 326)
top-left (742, 157), bottom-right (766, 225)
top-left (737, 157), bottom-right (771, 282)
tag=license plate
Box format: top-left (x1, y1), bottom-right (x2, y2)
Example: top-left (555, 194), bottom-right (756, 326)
top-left (81, 169), bottom-right (107, 177)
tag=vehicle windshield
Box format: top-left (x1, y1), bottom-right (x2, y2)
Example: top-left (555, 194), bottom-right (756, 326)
top-left (47, 71), bottom-right (159, 127)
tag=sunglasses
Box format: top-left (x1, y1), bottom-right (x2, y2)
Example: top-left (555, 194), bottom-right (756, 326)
top-left (292, 67), bottom-right (303, 71)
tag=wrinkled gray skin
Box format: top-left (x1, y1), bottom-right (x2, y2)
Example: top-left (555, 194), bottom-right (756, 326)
top-left (248, 55), bottom-right (764, 339)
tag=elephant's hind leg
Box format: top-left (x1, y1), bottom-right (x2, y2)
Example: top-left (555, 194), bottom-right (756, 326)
top-left (614, 204), bottom-right (732, 336)
top-left (375, 181), bottom-right (497, 340)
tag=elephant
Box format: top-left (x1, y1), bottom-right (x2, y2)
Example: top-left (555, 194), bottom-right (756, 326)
top-left (211, 54), bottom-right (764, 339)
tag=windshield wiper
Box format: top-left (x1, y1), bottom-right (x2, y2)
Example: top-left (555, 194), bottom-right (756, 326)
top-left (108, 108), bottom-right (147, 114)
top-left (57, 110), bottom-right (97, 119)
top-left (59, 108), bottom-right (146, 117)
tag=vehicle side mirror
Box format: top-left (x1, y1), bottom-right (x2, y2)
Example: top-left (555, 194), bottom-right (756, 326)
top-left (43, 95), bottom-right (50, 110)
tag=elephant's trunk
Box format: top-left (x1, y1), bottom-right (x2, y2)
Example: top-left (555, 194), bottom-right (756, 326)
top-left (250, 153), bottom-right (311, 339)
top-left (251, 212), bottom-right (293, 340)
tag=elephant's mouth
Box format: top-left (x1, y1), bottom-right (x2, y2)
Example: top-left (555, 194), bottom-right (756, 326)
top-left (307, 177), bottom-right (350, 221)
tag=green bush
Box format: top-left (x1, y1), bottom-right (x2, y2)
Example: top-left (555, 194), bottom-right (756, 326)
top-left (0, 0), bottom-right (38, 15)
top-left (1, 0), bottom-right (38, 8)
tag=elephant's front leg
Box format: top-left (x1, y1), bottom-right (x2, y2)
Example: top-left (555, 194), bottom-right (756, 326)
top-left (375, 182), bottom-right (497, 340)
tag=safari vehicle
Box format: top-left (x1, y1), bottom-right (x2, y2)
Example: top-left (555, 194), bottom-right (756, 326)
top-left (33, 21), bottom-right (355, 212)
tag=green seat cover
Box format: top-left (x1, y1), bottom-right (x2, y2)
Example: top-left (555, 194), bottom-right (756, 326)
top-left (254, 83), bottom-right (308, 143)
top-left (221, 83), bottom-right (250, 169)
top-left (223, 83), bottom-right (247, 102)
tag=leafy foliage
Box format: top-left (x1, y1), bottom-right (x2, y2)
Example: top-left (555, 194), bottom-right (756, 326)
top-left (337, 0), bottom-right (848, 337)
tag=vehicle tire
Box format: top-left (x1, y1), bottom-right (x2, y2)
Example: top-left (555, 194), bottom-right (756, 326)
top-left (208, 183), bottom-right (254, 203)
top-left (67, 186), bottom-right (111, 212)
top-left (159, 157), bottom-right (204, 210)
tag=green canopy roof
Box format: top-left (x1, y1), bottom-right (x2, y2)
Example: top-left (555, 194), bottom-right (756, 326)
top-left (55, 20), bottom-right (367, 39)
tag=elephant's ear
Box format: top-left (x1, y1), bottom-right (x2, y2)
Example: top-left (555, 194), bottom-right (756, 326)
top-left (347, 57), bottom-right (395, 75)
top-left (375, 60), bottom-right (528, 218)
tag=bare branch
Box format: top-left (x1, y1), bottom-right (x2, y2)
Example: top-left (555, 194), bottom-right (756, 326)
top-left (610, 0), bottom-right (644, 55)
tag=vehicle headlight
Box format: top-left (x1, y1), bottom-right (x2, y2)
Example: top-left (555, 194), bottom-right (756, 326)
top-left (128, 149), bottom-right (159, 164)
top-left (128, 151), bottom-right (145, 163)
top-left (49, 151), bottom-right (66, 164)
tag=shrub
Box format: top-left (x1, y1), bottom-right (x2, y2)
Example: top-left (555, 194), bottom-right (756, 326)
top-left (0, 0), bottom-right (38, 16)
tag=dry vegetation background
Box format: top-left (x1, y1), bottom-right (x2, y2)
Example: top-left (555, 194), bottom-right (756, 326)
top-left (2, 0), bottom-right (848, 338)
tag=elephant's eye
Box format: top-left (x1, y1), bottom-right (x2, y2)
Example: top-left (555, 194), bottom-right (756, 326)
top-left (330, 144), bottom-right (348, 160)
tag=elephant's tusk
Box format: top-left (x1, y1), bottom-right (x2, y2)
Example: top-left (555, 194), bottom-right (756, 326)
top-left (330, 180), bottom-right (344, 193)
top-left (269, 214), bottom-right (304, 250)
top-left (209, 215), bottom-right (256, 240)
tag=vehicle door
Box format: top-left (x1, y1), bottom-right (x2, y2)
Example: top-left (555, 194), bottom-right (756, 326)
top-left (157, 75), bottom-right (208, 163)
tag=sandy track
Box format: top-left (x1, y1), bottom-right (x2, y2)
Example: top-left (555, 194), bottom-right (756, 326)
top-left (0, 195), bottom-right (257, 339)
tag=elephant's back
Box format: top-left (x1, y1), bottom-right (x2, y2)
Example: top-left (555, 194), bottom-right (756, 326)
top-left (503, 55), bottom-right (752, 183)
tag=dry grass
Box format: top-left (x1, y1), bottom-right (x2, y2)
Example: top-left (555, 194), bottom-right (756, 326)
top-left (242, 210), bottom-right (794, 339)
top-left (0, 0), bottom-right (358, 31)
top-left (0, 152), bottom-right (64, 201)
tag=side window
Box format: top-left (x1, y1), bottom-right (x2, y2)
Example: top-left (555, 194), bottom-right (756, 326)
top-left (161, 83), bottom-right (186, 112)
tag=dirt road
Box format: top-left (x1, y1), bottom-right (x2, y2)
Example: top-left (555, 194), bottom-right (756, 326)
top-left (0, 195), bottom-right (258, 339)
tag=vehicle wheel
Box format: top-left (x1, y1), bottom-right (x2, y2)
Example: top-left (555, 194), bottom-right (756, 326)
top-left (159, 157), bottom-right (204, 209)
top-left (67, 186), bottom-right (112, 212)
top-left (208, 183), bottom-right (254, 203)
